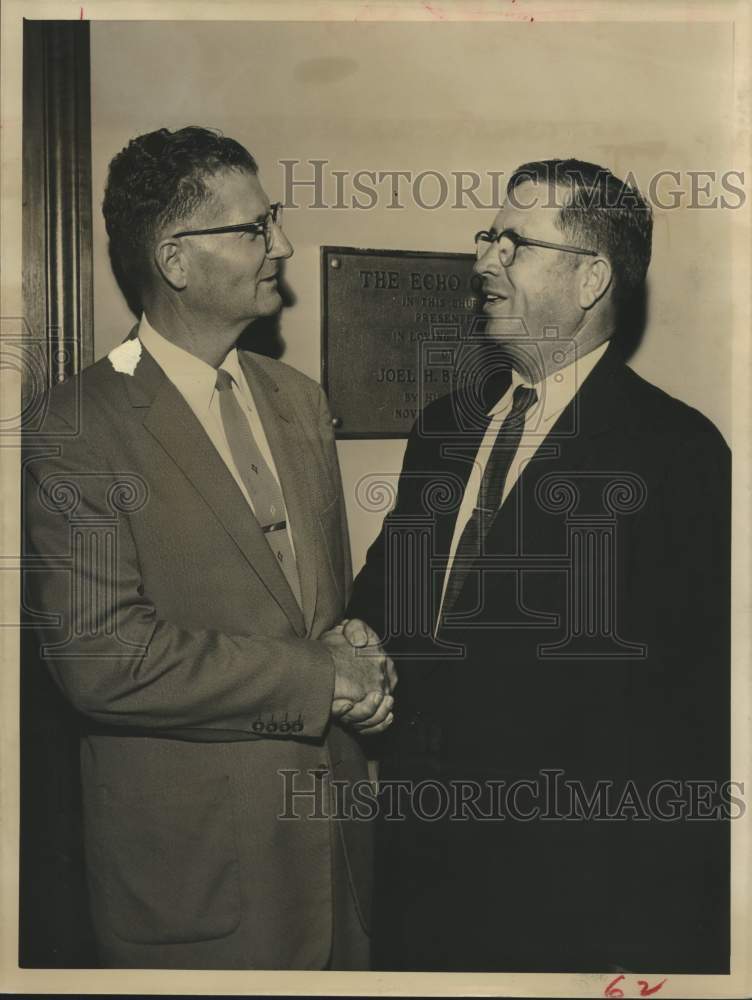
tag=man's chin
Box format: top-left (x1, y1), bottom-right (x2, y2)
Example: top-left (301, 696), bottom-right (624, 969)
top-left (255, 288), bottom-right (284, 315)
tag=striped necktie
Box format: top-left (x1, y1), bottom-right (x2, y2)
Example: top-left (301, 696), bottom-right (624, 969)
top-left (441, 383), bottom-right (538, 621)
top-left (215, 368), bottom-right (302, 608)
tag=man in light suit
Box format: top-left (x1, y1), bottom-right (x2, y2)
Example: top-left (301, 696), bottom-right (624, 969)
top-left (23, 126), bottom-right (394, 969)
top-left (349, 159), bottom-right (730, 972)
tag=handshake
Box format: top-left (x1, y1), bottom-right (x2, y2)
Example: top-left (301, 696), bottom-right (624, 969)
top-left (321, 618), bottom-right (397, 736)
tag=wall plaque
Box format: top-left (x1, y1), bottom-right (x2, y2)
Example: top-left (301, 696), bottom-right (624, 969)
top-left (321, 246), bottom-right (482, 438)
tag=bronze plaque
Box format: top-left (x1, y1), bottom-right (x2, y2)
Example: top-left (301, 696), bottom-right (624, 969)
top-left (321, 246), bottom-right (482, 438)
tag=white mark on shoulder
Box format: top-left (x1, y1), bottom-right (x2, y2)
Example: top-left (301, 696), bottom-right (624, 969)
top-left (108, 338), bottom-right (142, 376)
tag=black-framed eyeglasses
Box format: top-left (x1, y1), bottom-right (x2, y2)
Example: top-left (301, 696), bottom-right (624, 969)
top-left (172, 203), bottom-right (284, 252)
top-left (475, 228), bottom-right (598, 267)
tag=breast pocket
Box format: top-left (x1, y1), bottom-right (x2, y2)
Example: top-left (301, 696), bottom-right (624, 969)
top-left (89, 773), bottom-right (241, 945)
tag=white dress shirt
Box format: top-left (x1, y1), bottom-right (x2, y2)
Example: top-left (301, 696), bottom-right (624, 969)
top-left (436, 341), bottom-right (609, 627)
top-left (138, 315), bottom-right (295, 554)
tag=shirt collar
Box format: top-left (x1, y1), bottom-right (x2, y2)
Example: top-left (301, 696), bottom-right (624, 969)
top-left (138, 314), bottom-right (245, 417)
top-left (488, 341), bottom-right (609, 424)
top-left (219, 348), bottom-right (248, 401)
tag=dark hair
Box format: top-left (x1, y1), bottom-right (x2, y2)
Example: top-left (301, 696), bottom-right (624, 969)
top-left (102, 126), bottom-right (258, 309)
top-left (507, 159), bottom-right (652, 311)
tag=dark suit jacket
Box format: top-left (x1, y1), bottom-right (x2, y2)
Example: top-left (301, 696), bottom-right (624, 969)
top-left (23, 341), bottom-right (371, 969)
top-left (349, 344), bottom-right (730, 973)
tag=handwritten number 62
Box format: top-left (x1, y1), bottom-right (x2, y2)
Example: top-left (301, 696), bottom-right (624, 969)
top-left (604, 974), bottom-right (668, 997)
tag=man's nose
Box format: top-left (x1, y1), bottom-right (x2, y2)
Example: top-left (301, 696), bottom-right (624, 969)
top-left (473, 242), bottom-right (500, 276)
top-left (268, 223), bottom-right (294, 260)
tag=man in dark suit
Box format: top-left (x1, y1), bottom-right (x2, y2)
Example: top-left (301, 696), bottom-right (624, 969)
top-left (23, 126), bottom-right (395, 969)
top-left (349, 159), bottom-right (730, 973)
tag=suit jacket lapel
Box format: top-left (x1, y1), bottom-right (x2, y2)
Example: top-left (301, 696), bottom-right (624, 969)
top-left (429, 406), bottom-right (493, 626)
top-left (127, 345), bottom-right (307, 636)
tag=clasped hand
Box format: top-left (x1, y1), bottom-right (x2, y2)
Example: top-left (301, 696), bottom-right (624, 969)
top-left (321, 619), bottom-right (397, 735)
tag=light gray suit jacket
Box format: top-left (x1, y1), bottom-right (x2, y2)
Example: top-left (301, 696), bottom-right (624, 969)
top-left (24, 341), bottom-right (372, 968)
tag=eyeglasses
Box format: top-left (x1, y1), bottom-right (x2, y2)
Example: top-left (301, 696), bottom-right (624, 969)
top-left (172, 203), bottom-right (284, 252)
top-left (475, 228), bottom-right (598, 267)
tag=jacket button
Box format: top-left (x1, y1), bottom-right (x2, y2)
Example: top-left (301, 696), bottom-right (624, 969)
top-left (266, 722), bottom-right (278, 733)
top-left (252, 721), bottom-right (265, 733)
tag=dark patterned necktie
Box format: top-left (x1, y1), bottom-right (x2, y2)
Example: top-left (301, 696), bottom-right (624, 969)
top-left (215, 369), bottom-right (302, 608)
top-left (441, 383), bottom-right (538, 621)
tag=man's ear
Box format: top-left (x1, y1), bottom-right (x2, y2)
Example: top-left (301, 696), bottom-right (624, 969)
top-left (579, 256), bottom-right (612, 310)
top-left (154, 239), bottom-right (188, 291)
